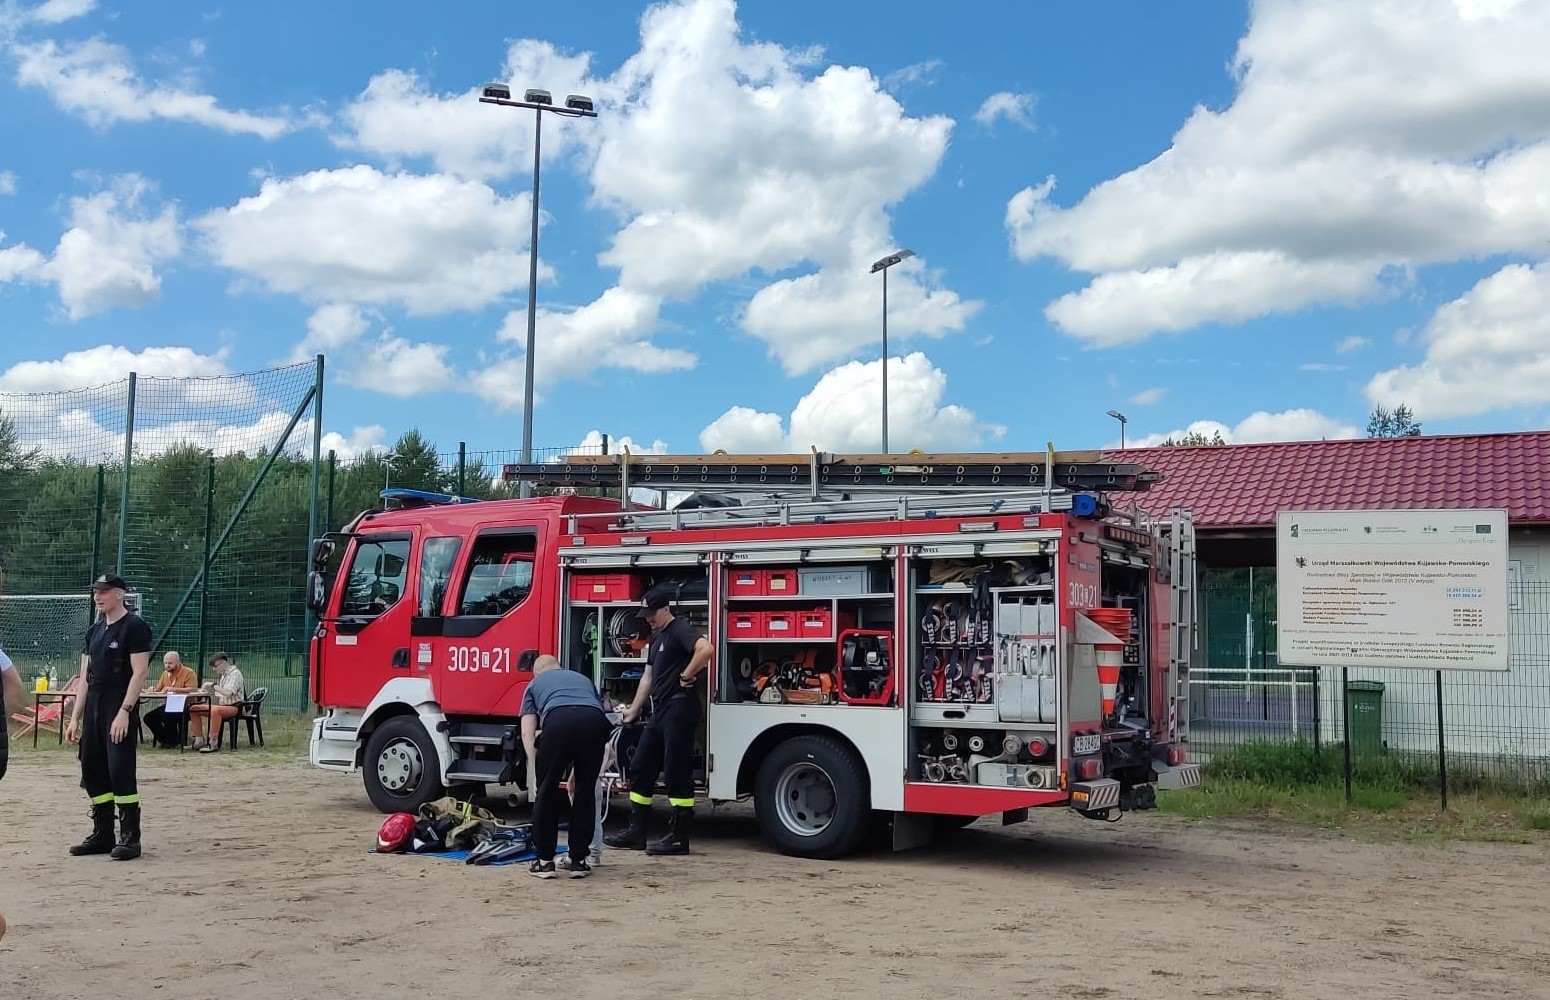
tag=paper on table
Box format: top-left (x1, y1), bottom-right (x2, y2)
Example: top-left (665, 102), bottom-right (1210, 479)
top-left (165, 693), bottom-right (187, 713)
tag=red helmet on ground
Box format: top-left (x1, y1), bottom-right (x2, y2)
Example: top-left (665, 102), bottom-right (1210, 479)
top-left (377, 812), bottom-right (416, 852)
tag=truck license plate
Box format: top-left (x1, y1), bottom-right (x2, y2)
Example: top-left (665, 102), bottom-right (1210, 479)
top-left (1073, 734), bottom-right (1101, 755)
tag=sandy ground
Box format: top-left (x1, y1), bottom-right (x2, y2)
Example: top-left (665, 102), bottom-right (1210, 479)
top-left (2, 749), bottom-right (1549, 1000)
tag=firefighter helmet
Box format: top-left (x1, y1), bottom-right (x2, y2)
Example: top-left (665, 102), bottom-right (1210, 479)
top-left (376, 812), bottom-right (416, 852)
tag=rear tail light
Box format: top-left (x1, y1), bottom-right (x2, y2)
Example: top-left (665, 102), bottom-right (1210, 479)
top-left (1167, 746), bottom-right (1187, 767)
top-left (1076, 758), bottom-right (1103, 781)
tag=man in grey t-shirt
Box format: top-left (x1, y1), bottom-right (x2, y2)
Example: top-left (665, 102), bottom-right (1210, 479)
top-left (519, 655), bottom-right (611, 879)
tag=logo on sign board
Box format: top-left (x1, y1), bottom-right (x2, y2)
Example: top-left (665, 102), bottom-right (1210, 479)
top-left (1289, 524), bottom-right (1299, 538)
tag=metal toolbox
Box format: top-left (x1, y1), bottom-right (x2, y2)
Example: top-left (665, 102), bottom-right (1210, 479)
top-left (797, 564), bottom-right (877, 596)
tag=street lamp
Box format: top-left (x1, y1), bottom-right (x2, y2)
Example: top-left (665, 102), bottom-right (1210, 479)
top-left (480, 83), bottom-right (599, 495)
top-left (1106, 410), bottom-right (1128, 449)
top-left (382, 452), bottom-right (399, 493)
top-left (869, 249), bottom-right (915, 453)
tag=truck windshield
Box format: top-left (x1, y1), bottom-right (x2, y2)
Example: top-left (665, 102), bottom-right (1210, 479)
top-left (340, 536), bottom-right (411, 617)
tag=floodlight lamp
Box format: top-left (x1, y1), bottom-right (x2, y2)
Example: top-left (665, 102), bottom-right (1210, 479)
top-left (564, 94), bottom-right (595, 113)
top-left (482, 83), bottom-right (512, 100)
top-left (524, 89), bottom-right (553, 105)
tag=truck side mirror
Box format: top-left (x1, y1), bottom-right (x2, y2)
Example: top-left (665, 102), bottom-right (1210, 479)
top-left (306, 571), bottom-right (326, 614)
top-left (309, 538), bottom-right (336, 571)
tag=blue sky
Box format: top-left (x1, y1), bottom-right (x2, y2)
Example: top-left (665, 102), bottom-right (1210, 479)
top-left (1, 0), bottom-right (1547, 462)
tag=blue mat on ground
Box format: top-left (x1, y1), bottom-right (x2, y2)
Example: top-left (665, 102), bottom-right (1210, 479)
top-left (370, 843), bottom-right (567, 866)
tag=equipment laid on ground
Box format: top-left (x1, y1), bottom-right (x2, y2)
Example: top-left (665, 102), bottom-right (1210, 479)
top-left (308, 449), bottom-right (1201, 860)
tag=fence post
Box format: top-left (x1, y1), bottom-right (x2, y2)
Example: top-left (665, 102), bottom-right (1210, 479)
top-left (88, 464), bottom-right (105, 625)
top-left (304, 354), bottom-right (324, 702)
top-left (457, 441), bottom-right (466, 497)
top-left (1312, 666), bottom-right (1321, 759)
top-left (1436, 670), bottom-right (1448, 811)
top-left (197, 454), bottom-right (214, 686)
top-left (1341, 666), bottom-right (1353, 804)
top-left (117, 372), bottom-right (137, 573)
top-left (326, 449), bottom-right (337, 531)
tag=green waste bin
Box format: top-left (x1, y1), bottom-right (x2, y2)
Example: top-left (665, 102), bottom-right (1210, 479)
top-left (1346, 680), bottom-right (1386, 756)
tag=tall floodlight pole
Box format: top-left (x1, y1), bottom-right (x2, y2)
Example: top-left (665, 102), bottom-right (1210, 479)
top-left (869, 249), bottom-right (915, 453)
top-left (480, 83), bottom-right (598, 496)
top-left (1107, 410), bottom-right (1128, 449)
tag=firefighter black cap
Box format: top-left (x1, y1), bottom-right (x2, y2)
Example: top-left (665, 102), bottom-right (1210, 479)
top-left (91, 573), bottom-right (128, 592)
top-left (635, 592), bottom-right (670, 617)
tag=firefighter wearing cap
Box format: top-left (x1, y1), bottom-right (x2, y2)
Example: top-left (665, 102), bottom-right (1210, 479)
top-left (65, 573), bottom-right (153, 861)
top-left (604, 591), bottom-right (712, 855)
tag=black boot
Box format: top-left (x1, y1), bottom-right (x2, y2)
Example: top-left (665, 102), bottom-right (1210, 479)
top-left (603, 802), bottom-right (650, 850)
top-left (646, 806), bottom-right (692, 856)
top-left (111, 804), bottom-right (142, 861)
top-left (68, 803), bottom-right (116, 856)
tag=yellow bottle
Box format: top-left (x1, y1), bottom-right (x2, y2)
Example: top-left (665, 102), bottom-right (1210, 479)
top-left (35, 674), bottom-right (49, 693)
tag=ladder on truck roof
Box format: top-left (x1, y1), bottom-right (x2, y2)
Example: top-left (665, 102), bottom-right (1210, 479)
top-left (502, 449), bottom-right (1161, 495)
top-left (500, 449), bottom-right (1167, 533)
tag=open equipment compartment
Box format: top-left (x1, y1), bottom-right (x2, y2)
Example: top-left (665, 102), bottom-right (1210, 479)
top-left (717, 555), bottom-right (898, 708)
top-left (908, 545), bottom-right (1064, 790)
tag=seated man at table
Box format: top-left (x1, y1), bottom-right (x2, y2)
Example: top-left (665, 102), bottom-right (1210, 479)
top-left (188, 652), bottom-right (245, 752)
top-left (141, 651), bottom-right (200, 748)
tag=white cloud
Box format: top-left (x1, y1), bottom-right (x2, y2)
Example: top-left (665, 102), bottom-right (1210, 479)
top-left (883, 59), bottom-right (942, 91)
top-left (1039, 251), bottom-right (1391, 346)
top-left (1300, 362), bottom-right (1347, 372)
top-left (337, 41), bottom-right (600, 181)
top-left (0, 171), bottom-right (16, 195)
top-left (45, 175), bottom-right (180, 320)
top-left (1007, 0), bottom-right (1550, 342)
top-left (495, 286), bottom-right (695, 389)
top-left (1129, 387), bottom-right (1166, 406)
top-left (1128, 408), bottom-right (1359, 448)
top-left (0, 235), bottom-right (47, 283)
top-left (1336, 335), bottom-right (1370, 353)
top-left (27, 0), bottom-right (96, 24)
top-left (0, 344), bottom-right (225, 393)
top-left (287, 303), bottom-right (371, 364)
top-left (339, 335), bottom-right (457, 398)
top-left (579, 0), bottom-right (975, 375)
top-left (566, 429), bottom-right (668, 457)
top-left (973, 91), bottom-right (1035, 130)
top-left (0, 177), bottom-right (179, 318)
top-left (10, 37), bottom-right (290, 138)
top-left (196, 166), bottom-right (544, 315)
top-left (318, 425), bottom-right (388, 461)
top-left (1366, 260), bottom-right (1550, 419)
top-left (699, 352), bottom-right (1004, 453)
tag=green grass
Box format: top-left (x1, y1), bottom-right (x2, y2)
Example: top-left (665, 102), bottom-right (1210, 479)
top-left (1161, 740), bottom-right (1550, 843)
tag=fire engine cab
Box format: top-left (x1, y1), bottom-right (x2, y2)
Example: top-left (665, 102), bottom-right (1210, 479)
top-left (306, 450), bottom-right (1201, 858)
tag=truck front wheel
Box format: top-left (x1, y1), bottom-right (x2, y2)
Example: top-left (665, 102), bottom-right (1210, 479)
top-left (363, 715), bottom-right (444, 814)
top-left (754, 735), bottom-right (870, 859)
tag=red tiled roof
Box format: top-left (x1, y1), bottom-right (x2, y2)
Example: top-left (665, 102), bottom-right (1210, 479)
top-left (1101, 431), bottom-right (1550, 529)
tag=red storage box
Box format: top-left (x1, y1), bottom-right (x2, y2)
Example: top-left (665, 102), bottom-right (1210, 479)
top-left (797, 606), bottom-right (834, 638)
top-left (569, 573), bottom-right (642, 603)
top-left (728, 611), bottom-right (761, 641)
top-left (762, 610), bottom-right (797, 639)
top-left (763, 568), bottom-right (798, 595)
top-left (728, 568), bottom-right (764, 597)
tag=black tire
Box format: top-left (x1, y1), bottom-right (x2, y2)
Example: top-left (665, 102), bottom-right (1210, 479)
top-left (362, 715), bottom-right (444, 814)
top-left (754, 735), bottom-right (870, 859)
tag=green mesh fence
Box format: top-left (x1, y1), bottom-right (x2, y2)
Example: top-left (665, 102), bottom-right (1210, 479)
top-left (1, 361), bottom-right (322, 714)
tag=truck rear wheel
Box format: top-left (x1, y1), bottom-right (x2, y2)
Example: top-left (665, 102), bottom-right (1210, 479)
top-left (363, 716), bottom-right (444, 814)
top-left (754, 735), bottom-right (870, 859)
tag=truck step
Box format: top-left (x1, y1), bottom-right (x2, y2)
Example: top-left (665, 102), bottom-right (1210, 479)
top-left (448, 722), bottom-right (515, 747)
top-left (445, 759), bottom-right (512, 784)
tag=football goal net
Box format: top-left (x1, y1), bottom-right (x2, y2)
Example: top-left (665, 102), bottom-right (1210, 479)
top-left (0, 593), bottom-right (139, 685)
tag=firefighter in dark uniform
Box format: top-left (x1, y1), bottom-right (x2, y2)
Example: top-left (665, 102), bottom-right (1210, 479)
top-left (65, 574), bottom-right (153, 861)
top-left (605, 592), bottom-right (712, 855)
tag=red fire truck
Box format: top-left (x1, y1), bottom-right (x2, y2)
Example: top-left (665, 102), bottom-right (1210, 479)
top-left (306, 451), bottom-right (1200, 858)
